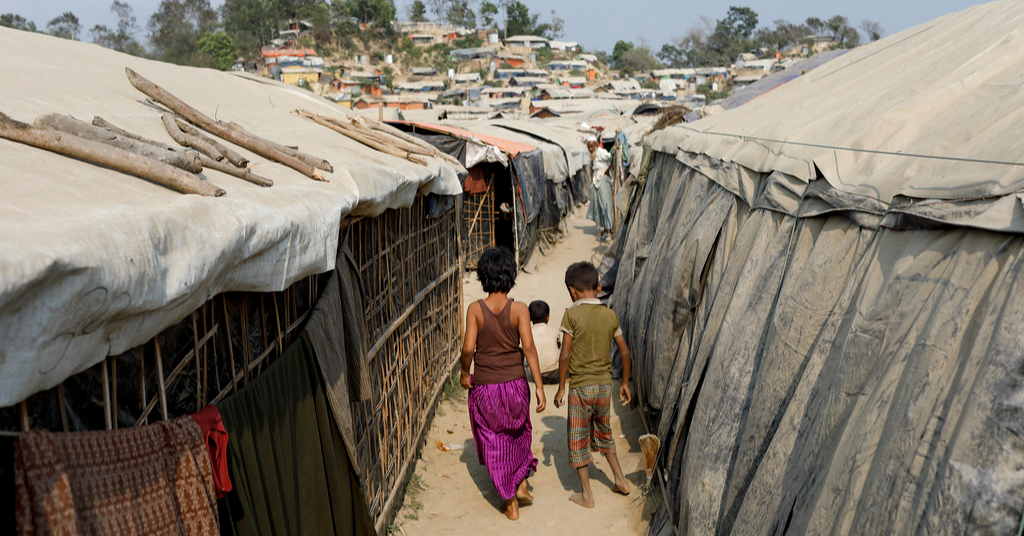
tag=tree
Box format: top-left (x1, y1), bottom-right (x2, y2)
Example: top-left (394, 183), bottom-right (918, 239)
top-left (657, 43), bottom-right (685, 67)
top-left (611, 40), bottom-right (633, 68)
top-left (411, 0), bottom-right (428, 22)
top-left (479, 1), bottom-right (497, 28)
top-left (91, 1), bottom-right (145, 56)
top-left (709, 6), bottom-right (758, 63)
top-left (717, 6), bottom-right (758, 40)
top-left (0, 13), bottom-right (37, 31)
top-left (860, 19), bottom-right (884, 42)
top-left (826, 15), bottom-right (860, 48)
top-left (755, 19), bottom-right (809, 53)
top-left (148, 0), bottom-right (218, 65)
top-left (805, 17), bottom-right (827, 36)
top-left (446, 0), bottom-right (476, 29)
top-left (547, 9), bottom-right (564, 40)
top-left (618, 46), bottom-right (660, 75)
top-left (47, 12), bottom-right (80, 40)
top-left (197, 31), bottom-right (238, 69)
top-left (504, 1), bottom-right (537, 36)
top-left (222, 0), bottom-right (285, 55)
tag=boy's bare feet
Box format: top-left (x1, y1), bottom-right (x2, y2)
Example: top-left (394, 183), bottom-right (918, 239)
top-left (569, 492), bottom-right (595, 508)
top-left (502, 498), bottom-right (520, 520)
top-left (516, 479), bottom-right (534, 505)
top-left (613, 479), bottom-right (631, 495)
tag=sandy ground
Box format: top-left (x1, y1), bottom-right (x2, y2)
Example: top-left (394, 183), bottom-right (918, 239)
top-left (392, 209), bottom-right (656, 535)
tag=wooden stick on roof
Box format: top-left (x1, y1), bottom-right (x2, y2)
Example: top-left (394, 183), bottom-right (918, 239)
top-left (0, 111), bottom-right (224, 197)
top-left (126, 68), bottom-right (325, 181)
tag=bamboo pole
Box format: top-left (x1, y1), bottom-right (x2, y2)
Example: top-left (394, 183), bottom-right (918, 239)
top-left (93, 116), bottom-right (176, 151)
top-left (294, 110), bottom-right (428, 165)
top-left (175, 118), bottom-right (249, 168)
top-left (34, 113), bottom-right (203, 173)
top-left (222, 121), bottom-right (333, 172)
top-left (613, 132), bottom-right (622, 234)
top-left (355, 117), bottom-right (463, 167)
top-left (0, 111), bottom-right (224, 197)
top-left (125, 68), bottom-right (325, 181)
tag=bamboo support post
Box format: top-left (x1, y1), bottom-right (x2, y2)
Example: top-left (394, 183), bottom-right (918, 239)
top-left (101, 358), bottom-right (112, 430)
top-left (154, 336), bottom-right (169, 421)
top-left (0, 111), bottom-right (224, 197)
top-left (175, 118), bottom-right (249, 168)
top-left (161, 114), bottom-right (224, 161)
top-left (57, 384), bottom-right (69, 432)
top-left (223, 121), bottom-right (333, 172)
top-left (35, 113), bottom-right (203, 173)
top-left (125, 68), bottom-right (325, 181)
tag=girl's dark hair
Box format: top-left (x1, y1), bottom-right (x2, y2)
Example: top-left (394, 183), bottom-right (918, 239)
top-left (477, 247), bottom-right (516, 293)
top-left (565, 261), bottom-right (600, 291)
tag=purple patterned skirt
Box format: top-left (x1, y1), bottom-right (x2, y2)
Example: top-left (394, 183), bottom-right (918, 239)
top-left (467, 376), bottom-right (538, 500)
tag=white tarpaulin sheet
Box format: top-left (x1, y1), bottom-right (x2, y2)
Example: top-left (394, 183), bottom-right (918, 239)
top-left (663, 0), bottom-right (1024, 232)
top-left (0, 29), bottom-right (462, 406)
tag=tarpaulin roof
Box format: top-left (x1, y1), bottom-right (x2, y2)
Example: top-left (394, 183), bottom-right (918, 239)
top-left (261, 48), bottom-right (318, 57)
top-left (392, 121), bottom-right (537, 157)
top-left (659, 0), bottom-right (1024, 233)
top-left (0, 28), bottom-right (462, 406)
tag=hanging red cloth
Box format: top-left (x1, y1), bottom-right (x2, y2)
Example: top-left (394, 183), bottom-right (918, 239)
top-left (463, 166), bottom-right (488, 194)
top-left (191, 405), bottom-right (232, 498)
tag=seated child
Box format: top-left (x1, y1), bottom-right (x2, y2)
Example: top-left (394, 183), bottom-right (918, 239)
top-left (553, 261), bottom-right (633, 508)
top-left (528, 300), bottom-right (561, 384)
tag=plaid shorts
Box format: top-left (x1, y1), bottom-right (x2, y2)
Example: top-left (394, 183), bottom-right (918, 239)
top-left (567, 384), bottom-right (615, 468)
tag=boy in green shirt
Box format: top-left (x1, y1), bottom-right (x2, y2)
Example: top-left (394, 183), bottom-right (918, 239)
top-left (553, 261), bottom-right (633, 508)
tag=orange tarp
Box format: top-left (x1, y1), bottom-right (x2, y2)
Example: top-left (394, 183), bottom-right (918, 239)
top-left (390, 121), bottom-right (536, 157)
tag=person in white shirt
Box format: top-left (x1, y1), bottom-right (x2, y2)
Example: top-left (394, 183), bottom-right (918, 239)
top-left (528, 300), bottom-right (561, 383)
top-left (585, 136), bottom-right (614, 241)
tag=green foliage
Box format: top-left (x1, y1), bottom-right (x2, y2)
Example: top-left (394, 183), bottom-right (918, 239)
top-left (381, 65), bottom-right (395, 88)
top-left (148, 0), bottom-right (218, 66)
top-left (0, 13), bottom-right (37, 32)
top-left (479, 1), bottom-right (498, 29)
top-left (641, 79), bottom-right (658, 90)
top-left (221, 0), bottom-right (285, 54)
top-left (297, 2), bottom-right (332, 44)
top-left (504, 1), bottom-right (537, 36)
top-left (411, 0), bottom-right (428, 22)
top-left (46, 12), bottom-right (80, 40)
top-left (618, 46), bottom-right (660, 76)
top-left (826, 15), bottom-right (860, 48)
top-left (534, 46), bottom-right (551, 63)
top-left (657, 43), bottom-right (685, 67)
top-left (697, 82), bottom-right (729, 102)
top-left (197, 31), bottom-right (238, 69)
top-left (446, 0), bottom-right (476, 29)
top-left (453, 34), bottom-right (483, 49)
top-left (861, 20), bottom-right (884, 42)
top-left (611, 40), bottom-right (633, 67)
top-left (90, 2), bottom-right (145, 56)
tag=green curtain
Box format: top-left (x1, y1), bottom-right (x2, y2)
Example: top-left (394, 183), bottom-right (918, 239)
top-left (217, 334), bottom-right (373, 536)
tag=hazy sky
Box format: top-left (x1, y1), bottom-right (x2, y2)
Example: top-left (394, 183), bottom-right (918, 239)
top-left (0, 0), bottom-right (990, 53)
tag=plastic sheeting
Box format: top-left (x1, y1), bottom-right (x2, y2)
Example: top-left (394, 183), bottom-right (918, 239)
top-left (616, 150), bottom-right (1024, 535)
top-left (614, 3), bottom-right (1024, 532)
top-left (0, 29), bottom-right (462, 407)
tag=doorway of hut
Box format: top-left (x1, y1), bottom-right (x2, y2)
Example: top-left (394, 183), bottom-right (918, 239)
top-left (463, 161), bottom-right (517, 270)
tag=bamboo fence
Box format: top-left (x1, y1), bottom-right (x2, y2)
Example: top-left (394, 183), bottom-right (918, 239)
top-left (0, 195), bottom-right (463, 533)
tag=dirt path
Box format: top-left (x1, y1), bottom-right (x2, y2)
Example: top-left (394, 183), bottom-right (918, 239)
top-left (392, 210), bottom-right (656, 536)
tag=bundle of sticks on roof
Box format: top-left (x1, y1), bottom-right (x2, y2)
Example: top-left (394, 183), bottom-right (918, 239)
top-left (293, 108), bottom-right (461, 168)
top-left (0, 68), bottom-right (346, 197)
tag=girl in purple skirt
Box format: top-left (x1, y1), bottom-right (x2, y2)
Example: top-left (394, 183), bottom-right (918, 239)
top-left (460, 247), bottom-right (547, 520)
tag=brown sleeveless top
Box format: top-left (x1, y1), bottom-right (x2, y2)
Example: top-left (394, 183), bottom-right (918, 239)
top-left (473, 298), bottom-right (526, 384)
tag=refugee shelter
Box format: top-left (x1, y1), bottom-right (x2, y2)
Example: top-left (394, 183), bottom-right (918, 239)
top-left (611, 2), bottom-right (1024, 534)
top-left (0, 28), bottom-right (466, 534)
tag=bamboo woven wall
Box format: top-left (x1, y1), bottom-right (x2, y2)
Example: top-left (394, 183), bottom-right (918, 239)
top-left (346, 196), bottom-right (462, 528)
top-left (462, 184), bottom-right (497, 270)
top-left (0, 195), bottom-right (463, 534)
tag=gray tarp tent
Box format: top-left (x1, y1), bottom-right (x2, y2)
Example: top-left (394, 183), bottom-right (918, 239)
top-left (612, 1), bottom-right (1024, 534)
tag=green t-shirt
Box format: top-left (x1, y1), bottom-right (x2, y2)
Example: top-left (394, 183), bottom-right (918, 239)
top-left (559, 299), bottom-right (622, 388)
